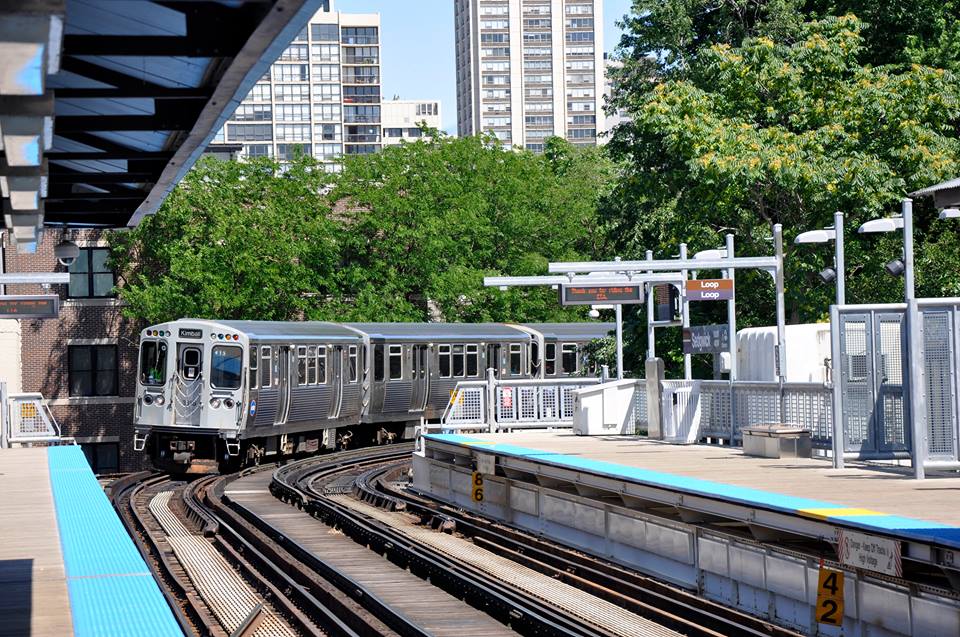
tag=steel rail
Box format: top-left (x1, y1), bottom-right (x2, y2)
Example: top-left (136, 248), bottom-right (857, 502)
top-left (355, 463), bottom-right (803, 637)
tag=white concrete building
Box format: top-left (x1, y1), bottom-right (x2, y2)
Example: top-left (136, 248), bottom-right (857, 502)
top-left (213, 1), bottom-right (441, 171)
top-left (382, 100), bottom-right (443, 146)
top-left (601, 55), bottom-right (629, 141)
top-left (454, 0), bottom-right (605, 151)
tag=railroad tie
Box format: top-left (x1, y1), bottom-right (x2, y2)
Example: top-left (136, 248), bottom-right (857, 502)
top-left (149, 491), bottom-right (297, 637)
top-left (330, 495), bottom-right (684, 637)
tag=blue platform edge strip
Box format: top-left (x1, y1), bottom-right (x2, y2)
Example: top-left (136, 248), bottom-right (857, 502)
top-left (47, 446), bottom-right (183, 637)
top-left (424, 434), bottom-right (960, 549)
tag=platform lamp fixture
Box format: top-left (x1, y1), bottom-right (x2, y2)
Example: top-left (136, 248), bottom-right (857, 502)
top-left (794, 211), bottom-right (845, 306)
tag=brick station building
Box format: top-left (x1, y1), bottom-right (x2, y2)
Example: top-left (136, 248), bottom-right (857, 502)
top-left (4, 229), bottom-right (141, 473)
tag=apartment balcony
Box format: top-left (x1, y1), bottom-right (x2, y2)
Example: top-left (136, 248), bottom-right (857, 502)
top-left (343, 115), bottom-right (381, 124)
top-left (344, 133), bottom-right (381, 143)
top-left (342, 76), bottom-right (381, 85)
top-left (343, 55), bottom-right (379, 65)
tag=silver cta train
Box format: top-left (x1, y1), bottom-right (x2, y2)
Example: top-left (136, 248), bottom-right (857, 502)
top-left (133, 319), bottom-right (613, 472)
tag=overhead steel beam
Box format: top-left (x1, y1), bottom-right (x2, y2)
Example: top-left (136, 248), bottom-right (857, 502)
top-left (47, 151), bottom-right (174, 161)
top-left (549, 257), bottom-right (779, 273)
top-left (60, 56), bottom-right (169, 92)
top-left (62, 34), bottom-right (246, 57)
top-left (54, 87), bottom-right (212, 100)
top-left (54, 115), bottom-right (194, 132)
top-left (484, 273), bottom-right (685, 287)
top-left (0, 273), bottom-right (69, 284)
top-left (49, 172), bottom-right (156, 184)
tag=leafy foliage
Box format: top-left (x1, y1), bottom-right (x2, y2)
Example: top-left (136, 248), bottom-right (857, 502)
top-left (326, 134), bottom-right (614, 323)
top-left (110, 155), bottom-right (338, 324)
top-left (607, 10), bottom-right (960, 372)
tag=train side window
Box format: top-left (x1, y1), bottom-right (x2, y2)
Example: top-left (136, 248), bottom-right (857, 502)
top-left (530, 341), bottom-right (540, 375)
top-left (260, 346), bottom-right (272, 387)
top-left (438, 344), bottom-right (451, 378)
top-left (348, 345), bottom-right (359, 383)
top-left (317, 346), bottom-right (327, 384)
top-left (453, 344), bottom-right (465, 377)
top-left (545, 343), bottom-right (556, 375)
top-left (509, 344), bottom-right (522, 375)
top-left (373, 344), bottom-right (384, 382)
top-left (307, 345), bottom-right (317, 384)
top-left (296, 346), bottom-right (307, 385)
top-left (561, 343), bottom-right (578, 374)
top-left (249, 348), bottom-right (258, 389)
top-left (466, 344), bottom-right (479, 377)
top-left (388, 344), bottom-right (403, 380)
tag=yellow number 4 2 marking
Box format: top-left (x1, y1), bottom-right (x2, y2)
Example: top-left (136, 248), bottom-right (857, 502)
top-left (815, 568), bottom-right (844, 626)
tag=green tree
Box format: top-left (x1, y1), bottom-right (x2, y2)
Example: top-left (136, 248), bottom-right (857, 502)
top-left (110, 155), bottom-right (338, 324)
top-left (326, 134), bottom-right (615, 323)
top-left (605, 15), bottom-right (960, 372)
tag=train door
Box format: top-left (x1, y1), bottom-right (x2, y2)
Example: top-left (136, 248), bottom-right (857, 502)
top-left (486, 344), bottom-right (501, 377)
top-left (274, 345), bottom-right (291, 426)
top-left (175, 344), bottom-right (203, 425)
top-left (410, 344), bottom-right (429, 411)
top-left (328, 345), bottom-right (344, 419)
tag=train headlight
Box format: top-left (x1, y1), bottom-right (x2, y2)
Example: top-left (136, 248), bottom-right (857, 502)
top-left (154, 395), bottom-right (165, 406)
top-left (223, 398), bottom-right (235, 409)
top-left (143, 394), bottom-right (153, 405)
top-left (210, 398), bottom-right (222, 409)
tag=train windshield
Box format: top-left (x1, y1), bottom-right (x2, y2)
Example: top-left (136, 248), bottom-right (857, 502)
top-left (140, 341), bottom-right (168, 386)
top-left (211, 346), bottom-right (243, 389)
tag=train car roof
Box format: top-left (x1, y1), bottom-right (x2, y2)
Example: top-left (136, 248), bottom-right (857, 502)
top-left (182, 320), bottom-right (361, 340)
top-left (346, 323), bottom-right (530, 342)
top-left (523, 323), bottom-right (616, 340)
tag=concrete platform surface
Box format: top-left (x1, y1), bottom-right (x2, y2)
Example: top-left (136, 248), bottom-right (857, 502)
top-left (424, 432), bottom-right (960, 547)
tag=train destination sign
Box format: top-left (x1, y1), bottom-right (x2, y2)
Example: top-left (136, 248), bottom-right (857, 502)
top-left (682, 325), bottom-right (730, 354)
top-left (560, 284), bottom-right (644, 306)
top-left (0, 295), bottom-right (59, 319)
top-left (686, 278), bottom-right (734, 301)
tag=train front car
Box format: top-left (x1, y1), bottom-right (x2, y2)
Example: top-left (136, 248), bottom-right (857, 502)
top-left (134, 320), bottom-right (249, 473)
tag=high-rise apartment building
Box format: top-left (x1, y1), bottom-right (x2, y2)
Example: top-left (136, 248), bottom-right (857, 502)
top-left (454, 0), bottom-right (604, 151)
top-left (212, 1), bottom-right (388, 171)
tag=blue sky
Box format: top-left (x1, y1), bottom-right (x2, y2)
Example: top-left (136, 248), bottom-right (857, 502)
top-left (334, 0), bottom-right (633, 133)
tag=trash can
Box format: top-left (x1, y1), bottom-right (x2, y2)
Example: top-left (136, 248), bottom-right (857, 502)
top-left (742, 424), bottom-right (812, 459)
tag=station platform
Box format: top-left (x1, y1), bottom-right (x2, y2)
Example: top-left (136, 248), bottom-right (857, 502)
top-left (414, 431), bottom-right (960, 636)
top-left (0, 446), bottom-right (182, 637)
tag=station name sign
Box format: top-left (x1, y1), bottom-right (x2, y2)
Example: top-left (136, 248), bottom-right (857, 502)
top-left (682, 325), bottom-right (730, 354)
top-left (560, 284), bottom-right (643, 306)
top-left (179, 328), bottom-right (203, 339)
top-left (0, 295), bottom-right (60, 319)
top-left (686, 278), bottom-right (734, 301)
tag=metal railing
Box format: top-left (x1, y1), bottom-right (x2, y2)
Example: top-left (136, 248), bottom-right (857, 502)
top-left (435, 372), bottom-right (602, 433)
top-left (3, 392), bottom-right (71, 447)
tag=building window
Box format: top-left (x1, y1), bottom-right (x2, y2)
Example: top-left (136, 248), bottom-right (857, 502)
top-left (248, 83), bottom-right (271, 101)
top-left (314, 143), bottom-right (342, 160)
top-left (68, 248), bottom-right (115, 298)
top-left (274, 64), bottom-right (309, 82)
top-left (311, 23), bottom-right (339, 41)
top-left (227, 124), bottom-right (272, 142)
top-left (344, 105), bottom-right (380, 123)
top-left (343, 85), bottom-right (379, 103)
top-left (274, 84), bottom-right (310, 101)
top-left (312, 64), bottom-right (340, 82)
top-left (276, 124), bottom-right (311, 141)
top-left (311, 43), bottom-right (339, 62)
top-left (243, 144), bottom-right (272, 158)
top-left (313, 83), bottom-right (341, 102)
top-left (68, 345), bottom-right (118, 396)
top-left (341, 26), bottom-right (378, 45)
top-left (315, 104), bottom-right (342, 121)
top-left (82, 443), bottom-right (119, 474)
top-left (233, 104), bottom-right (272, 121)
top-left (315, 123), bottom-right (341, 141)
top-left (275, 104), bottom-right (310, 121)
top-left (279, 44), bottom-right (309, 61)
top-left (277, 143), bottom-right (311, 160)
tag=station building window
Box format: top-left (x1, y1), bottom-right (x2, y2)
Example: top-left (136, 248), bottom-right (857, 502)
top-left (68, 345), bottom-right (118, 396)
top-left (81, 442), bottom-right (119, 474)
top-left (68, 248), bottom-right (115, 298)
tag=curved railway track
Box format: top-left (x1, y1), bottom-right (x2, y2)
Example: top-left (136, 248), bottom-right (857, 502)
top-left (115, 444), bottom-right (802, 637)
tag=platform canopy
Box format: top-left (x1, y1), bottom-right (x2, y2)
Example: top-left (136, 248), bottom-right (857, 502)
top-left (0, 0), bottom-right (324, 250)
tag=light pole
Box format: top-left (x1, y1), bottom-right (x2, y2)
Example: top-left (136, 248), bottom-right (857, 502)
top-left (858, 198), bottom-right (924, 478)
top-left (795, 211), bottom-right (845, 307)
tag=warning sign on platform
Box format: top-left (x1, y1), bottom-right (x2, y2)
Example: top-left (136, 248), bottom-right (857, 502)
top-left (838, 529), bottom-right (902, 577)
top-left (815, 567), bottom-right (845, 625)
